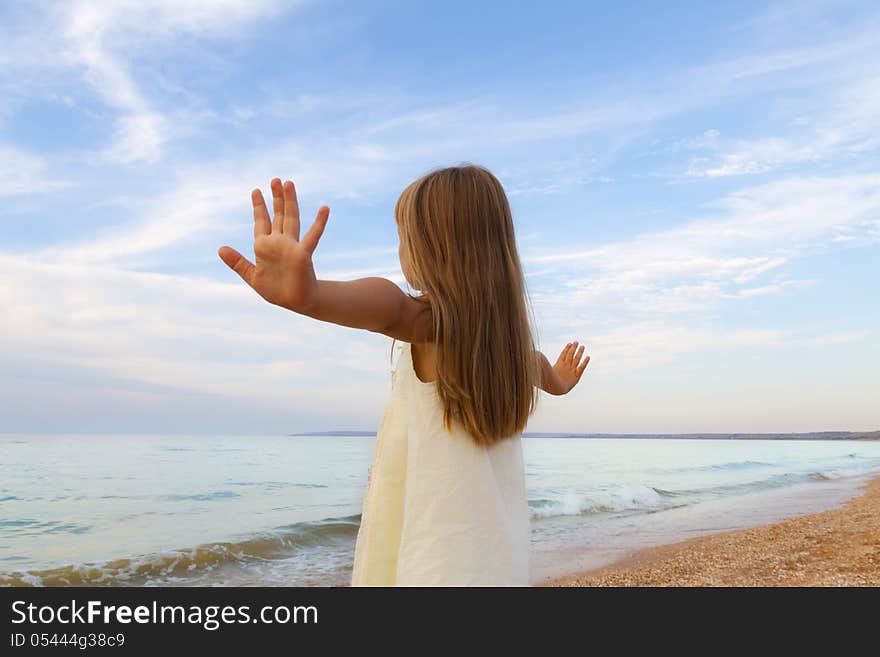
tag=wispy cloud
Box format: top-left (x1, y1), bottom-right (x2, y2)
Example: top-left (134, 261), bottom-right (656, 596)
top-left (0, 144), bottom-right (73, 197)
top-left (682, 72), bottom-right (880, 178)
top-left (521, 173), bottom-right (880, 373)
top-left (1, 0), bottom-right (294, 164)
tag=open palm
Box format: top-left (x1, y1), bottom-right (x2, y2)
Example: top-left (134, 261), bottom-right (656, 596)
top-left (218, 178), bottom-right (330, 311)
top-left (553, 341), bottom-right (590, 394)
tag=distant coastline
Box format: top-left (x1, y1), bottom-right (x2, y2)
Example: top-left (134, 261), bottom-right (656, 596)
top-left (288, 431), bottom-right (378, 437)
top-left (288, 430), bottom-right (880, 440)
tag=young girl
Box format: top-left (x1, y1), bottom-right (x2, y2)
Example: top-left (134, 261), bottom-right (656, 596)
top-left (218, 164), bottom-right (590, 586)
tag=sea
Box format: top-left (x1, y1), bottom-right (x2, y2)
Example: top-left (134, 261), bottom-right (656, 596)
top-left (2, 433), bottom-right (879, 586)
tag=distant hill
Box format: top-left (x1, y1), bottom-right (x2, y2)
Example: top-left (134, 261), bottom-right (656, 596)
top-left (288, 430), bottom-right (880, 440)
top-left (287, 431), bottom-right (377, 437)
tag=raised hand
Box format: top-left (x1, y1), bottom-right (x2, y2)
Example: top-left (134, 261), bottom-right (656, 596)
top-left (553, 341), bottom-right (590, 394)
top-left (218, 178), bottom-right (330, 312)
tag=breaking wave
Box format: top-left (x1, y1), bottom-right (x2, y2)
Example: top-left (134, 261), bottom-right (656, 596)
top-left (1, 515), bottom-right (360, 587)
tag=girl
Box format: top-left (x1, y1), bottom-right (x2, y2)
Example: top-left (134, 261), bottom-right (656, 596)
top-left (218, 164), bottom-right (590, 586)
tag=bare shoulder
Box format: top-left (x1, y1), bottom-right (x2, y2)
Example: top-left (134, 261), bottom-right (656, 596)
top-left (382, 293), bottom-right (434, 344)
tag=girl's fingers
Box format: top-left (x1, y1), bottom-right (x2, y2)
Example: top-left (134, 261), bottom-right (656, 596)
top-left (559, 343), bottom-right (571, 364)
top-left (301, 206), bottom-right (330, 255)
top-left (577, 355), bottom-right (591, 378)
top-left (270, 178), bottom-right (284, 234)
top-left (554, 340), bottom-right (588, 376)
top-left (252, 189), bottom-right (271, 237)
top-left (217, 246), bottom-right (256, 288)
top-left (283, 180), bottom-right (301, 239)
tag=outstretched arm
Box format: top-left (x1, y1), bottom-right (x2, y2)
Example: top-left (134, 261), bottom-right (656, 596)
top-left (299, 277), bottom-right (433, 343)
top-left (536, 342), bottom-right (590, 395)
top-left (218, 178), bottom-right (431, 343)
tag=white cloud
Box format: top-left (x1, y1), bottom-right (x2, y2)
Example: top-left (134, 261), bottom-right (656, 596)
top-left (0, 145), bottom-right (73, 197)
top-left (26, 145), bottom-right (403, 268)
top-left (569, 321), bottom-right (789, 375)
top-left (0, 252), bottom-right (396, 408)
top-left (694, 15), bottom-right (880, 82)
top-left (0, 1), bottom-right (295, 164)
top-left (522, 173), bottom-right (880, 371)
top-left (682, 73), bottom-right (880, 178)
top-left (797, 330), bottom-right (869, 346)
top-left (729, 279), bottom-right (814, 298)
top-left (33, 170), bottom-right (248, 264)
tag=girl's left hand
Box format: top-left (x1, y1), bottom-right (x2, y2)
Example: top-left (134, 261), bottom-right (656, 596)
top-left (218, 178), bottom-right (330, 312)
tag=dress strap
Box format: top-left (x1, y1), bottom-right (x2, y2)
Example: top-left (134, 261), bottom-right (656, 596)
top-left (391, 342), bottom-right (410, 389)
top-left (404, 342), bottom-right (438, 390)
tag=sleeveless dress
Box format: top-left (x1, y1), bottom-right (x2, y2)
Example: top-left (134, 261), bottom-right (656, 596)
top-left (351, 342), bottom-right (531, 586)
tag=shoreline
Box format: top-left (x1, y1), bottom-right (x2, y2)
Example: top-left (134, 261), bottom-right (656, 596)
top-left (542, 473), bottom-right (880, 586)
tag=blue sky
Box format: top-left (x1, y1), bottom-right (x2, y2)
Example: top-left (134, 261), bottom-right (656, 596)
top-left (1, 0), bottom-right (878, 435)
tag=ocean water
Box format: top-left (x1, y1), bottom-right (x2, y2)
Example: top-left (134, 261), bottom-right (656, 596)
top-left (2, 434), bottom-right (879, 586)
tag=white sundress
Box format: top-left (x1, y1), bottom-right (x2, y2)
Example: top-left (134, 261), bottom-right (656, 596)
top-left (351, 342), bottom-right (531, 586)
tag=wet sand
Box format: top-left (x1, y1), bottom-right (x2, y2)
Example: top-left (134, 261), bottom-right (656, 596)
top-left (544, 474), bottom-right (880, 587)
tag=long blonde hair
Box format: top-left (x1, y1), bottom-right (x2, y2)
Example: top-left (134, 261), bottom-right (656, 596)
top-left (393, 164), bottom-right (541, 446)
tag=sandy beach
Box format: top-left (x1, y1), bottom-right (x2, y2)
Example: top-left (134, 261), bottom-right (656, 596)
top-left (545, 474), bottom-right (880, 587)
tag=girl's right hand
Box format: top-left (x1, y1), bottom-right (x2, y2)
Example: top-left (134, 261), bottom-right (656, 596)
top-left (552, 341), bottom-right (590, 394)
top-left (218, 178), bottom-right (330, 312)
